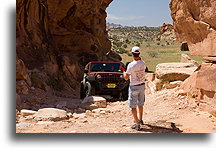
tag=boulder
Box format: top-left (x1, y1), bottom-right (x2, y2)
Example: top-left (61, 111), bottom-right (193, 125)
top-left (145, 73), bottom-right (155, 82)
top-left (181, 54), bottom-right (199, 67)
top-left (81, 96), bottom-right (107, 108)
top-left (80, 103), bottom-right (99, 110)
top-left (163, 81), bottom-right (182, 89)
top-left (156, 63), bottom-right (198, 81)
top-left (21, 109), bottom-right (37, 116)
top-left (33, 108), bottom-right (68, 121)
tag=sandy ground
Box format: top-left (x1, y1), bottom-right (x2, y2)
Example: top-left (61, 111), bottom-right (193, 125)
top-left (16, 88), bottom-right (215, 133)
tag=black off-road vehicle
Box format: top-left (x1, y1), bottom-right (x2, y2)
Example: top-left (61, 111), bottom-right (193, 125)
top-left (80, 61), bottom-right (129, 100)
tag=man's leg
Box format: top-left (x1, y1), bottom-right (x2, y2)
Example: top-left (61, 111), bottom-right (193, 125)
top-left (138, 106), bottom-right (143, 120)
top-left (131, 108), bottom-right (139, 124)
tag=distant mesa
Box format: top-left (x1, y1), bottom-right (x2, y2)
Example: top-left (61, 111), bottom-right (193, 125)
top-left (106, 22), bottom-right (124, 29)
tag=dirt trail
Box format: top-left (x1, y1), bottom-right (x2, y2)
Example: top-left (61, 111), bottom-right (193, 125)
top-left (16, 88), bottom-right (215, 133)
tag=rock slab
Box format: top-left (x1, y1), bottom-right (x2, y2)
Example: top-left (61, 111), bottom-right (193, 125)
top-left (156, 63), bottom-right (198, 81)
top-left (34, 108), bottom-right (68, 121)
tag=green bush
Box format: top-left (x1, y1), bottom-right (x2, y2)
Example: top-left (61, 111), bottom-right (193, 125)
top-left (123, 44), bottom-right (128, 48)
top-left (30, 73), bottom-right (45, 89)
top-left (116, 48), bottom-right (128, 54)
top-left (135, 42), bottom-right (140, 47)
top-left (113, 41), bottom-right (123, 47)
top-left (46, 77), bottom-right (57, 87)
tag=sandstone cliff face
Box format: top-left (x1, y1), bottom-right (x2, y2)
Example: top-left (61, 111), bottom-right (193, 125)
top-left (16, 0), bottom-right (113, 109)
top-left (170, 0), bottom-right (216, 116)
top-left (170, 0), bottom-right (216, 56)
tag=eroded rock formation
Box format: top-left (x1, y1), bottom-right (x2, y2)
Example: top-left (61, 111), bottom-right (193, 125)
top-left (16, 0), bottom-right (113, 110)
top-left (170, 0), bottom-right (216, 56)
top-left (170, 0), bottom-right (216, 116)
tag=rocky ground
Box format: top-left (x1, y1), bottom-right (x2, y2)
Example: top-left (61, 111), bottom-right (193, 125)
top-left (16, 87), bottom-right (215, 133)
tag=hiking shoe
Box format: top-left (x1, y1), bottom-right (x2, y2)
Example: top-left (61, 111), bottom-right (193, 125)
top-left (139, 120), bottom-right (144, 125)
top-left (131, 124), bottom-right (140, 131)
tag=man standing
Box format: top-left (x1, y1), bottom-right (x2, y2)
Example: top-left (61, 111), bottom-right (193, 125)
top-left (123, 46), bottom-right (146, 131)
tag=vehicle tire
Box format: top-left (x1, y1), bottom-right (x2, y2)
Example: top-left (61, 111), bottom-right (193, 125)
top-left (80, 82), bottom-right (85, 100)
top-left (85, 81), bottom-right (95, 97)
top-left (112, 93), bottom-right (120, 100)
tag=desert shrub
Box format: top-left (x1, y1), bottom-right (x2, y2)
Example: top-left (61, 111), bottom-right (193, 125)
top-left (123, 44), bottom-right (128, 48)
top-left (157, 42), bottom-right (160, 45)
top-left (156, 38), bottom-right (160, 41)
top-left (116, 48), bottom-right (128, 54)
top-left (46, 76), bottom-right (57, 87)
top-left (147, 51), bottom-right (158, 58)
top-left (30, 73), bottom-right (45, 89)
top-left (166, 41), bottom-right (170, 45)
top-left (113, 41), bottom-right (123, 47)
top-left (135, 42), bottom-right (140, 47)
top-left (146, 43), bottom-right (151, 47)
top-left (125, 39), bottom-right (131, 44)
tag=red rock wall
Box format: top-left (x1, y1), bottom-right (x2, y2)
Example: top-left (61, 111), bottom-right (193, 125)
top-left (16, 0), bottom-right (113, 108)
top-left (170, 0), bottom-right (216, 116)
top-left (170, 0), bottom-right (215, 56)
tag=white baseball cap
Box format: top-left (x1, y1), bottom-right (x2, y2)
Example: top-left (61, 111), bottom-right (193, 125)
top-left (131, 46), bottom-right (140, 53)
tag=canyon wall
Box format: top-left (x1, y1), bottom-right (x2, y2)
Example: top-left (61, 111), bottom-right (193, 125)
top-left (170, 0), bottom-right (216, 116)
top-left (16, 0), bottom-right (113, 109)
top-left (170, 0), bottom-right (215, 56)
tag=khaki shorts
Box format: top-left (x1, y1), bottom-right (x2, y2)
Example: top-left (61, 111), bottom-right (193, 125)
top-left (128, 84), bottom-right (145, 108)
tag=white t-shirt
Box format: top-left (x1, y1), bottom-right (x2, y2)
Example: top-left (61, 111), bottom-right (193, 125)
top-left (126, 60), bottom-right (146, 86)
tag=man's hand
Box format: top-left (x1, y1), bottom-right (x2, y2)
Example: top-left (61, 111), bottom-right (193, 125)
top-left (123, 72), bottom-right (130, 81)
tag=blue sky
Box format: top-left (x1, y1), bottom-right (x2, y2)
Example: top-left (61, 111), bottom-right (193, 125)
top-left (106, 0), bottom-right (172, 27)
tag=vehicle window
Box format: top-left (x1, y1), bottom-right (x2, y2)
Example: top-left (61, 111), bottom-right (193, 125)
top-left (91, 63), bottom-right (122, 72)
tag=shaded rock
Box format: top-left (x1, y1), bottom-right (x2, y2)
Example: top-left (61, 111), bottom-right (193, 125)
top-left (34, 108), bottom-right (68, 121)
top-left (80, 103), bottom-right (99, 110)
top-left (25, 97), bottom-right (44, 105)
top-left (156, 63), bottom-right (198, 81)
top-left (16, 57), bottom-right (31, 85)
top-left (81, 96), bottom-right (107, 108)
top-left (56, 101), bottom-right (67, 109)
top-left (16, 80), bottom-right (29, 95)
top-left (16, 94), bottom-right (22, 111)
top-left (77, 108), bottom-right (86, 113)
top-left (180, 43), bottom-right (189, 51)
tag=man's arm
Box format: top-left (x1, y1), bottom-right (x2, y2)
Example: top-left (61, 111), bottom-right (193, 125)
top-left (123, 72), bottom-right (130, 80)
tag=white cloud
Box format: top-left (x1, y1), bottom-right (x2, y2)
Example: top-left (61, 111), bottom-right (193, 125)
top-left (107, 14), bottom-right (145, 21)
